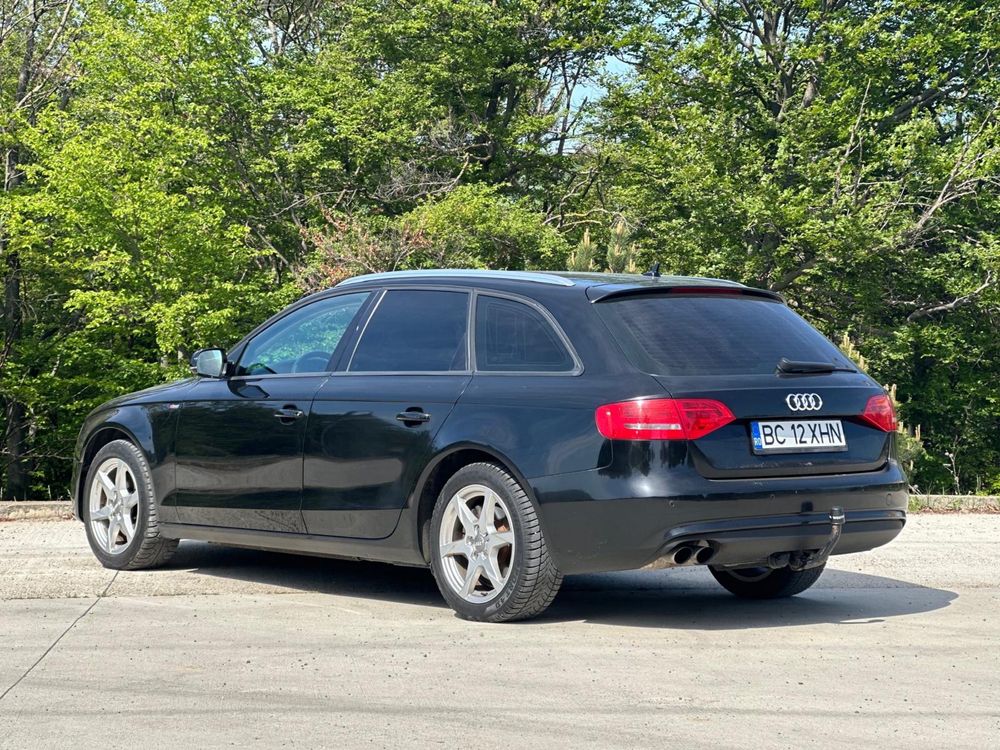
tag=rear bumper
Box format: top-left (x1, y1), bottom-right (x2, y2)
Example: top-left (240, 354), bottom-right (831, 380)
top-left (655, 508), bottom-right (903, 569)
top-left (531, 463), bottom-right (908, 574)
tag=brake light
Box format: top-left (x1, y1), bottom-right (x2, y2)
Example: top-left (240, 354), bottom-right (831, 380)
top-left (667, 286), bottom-right (744, 296)
top-left (595, 398), bottom-right (735, 441)
top-left (860, 394), bottom-right (897, 432)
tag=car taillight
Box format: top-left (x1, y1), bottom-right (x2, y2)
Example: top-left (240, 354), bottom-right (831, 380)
top-left (860, 394), bottom-right (897, 432)
top-left (595, 398), bottom-right (735, 441)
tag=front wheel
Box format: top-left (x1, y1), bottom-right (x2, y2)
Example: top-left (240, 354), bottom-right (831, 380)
top-left (429, 463), bottom-right (562, 622)
top-left (710, 564), bottom-right (825, 599)
top-left (83, 439), bottom-right (179, 570)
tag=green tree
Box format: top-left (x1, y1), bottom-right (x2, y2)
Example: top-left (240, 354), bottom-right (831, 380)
top-left (2, 0), bottom-right (999, 497)
top-left (1, 0), bottom-right (650, 496)
top-left (1, 0), bottom-right (81, 498)
top-left (597, 0), bottom-right (1000, 491)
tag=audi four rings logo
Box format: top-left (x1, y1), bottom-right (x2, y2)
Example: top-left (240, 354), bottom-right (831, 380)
top-left (786, 393), bottom-right (823, 411)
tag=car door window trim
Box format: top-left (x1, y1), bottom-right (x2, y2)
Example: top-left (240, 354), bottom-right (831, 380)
top-left (229, 285), bottom-right (581, 379)
top-left (470, 290), bottom-right (584, 376)
top-left (226, 372), bottom-right (336, 381)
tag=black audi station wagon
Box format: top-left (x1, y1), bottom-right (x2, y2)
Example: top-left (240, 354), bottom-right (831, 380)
top-left (73, 270), bottom-right (907, 621)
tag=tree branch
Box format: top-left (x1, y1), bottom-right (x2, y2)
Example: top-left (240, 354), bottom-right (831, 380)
top-left (906, 273), bottom-right (996, 322)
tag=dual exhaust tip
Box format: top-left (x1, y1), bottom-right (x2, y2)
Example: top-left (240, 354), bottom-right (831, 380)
top-left (671, 543), bottom-right (715, 566)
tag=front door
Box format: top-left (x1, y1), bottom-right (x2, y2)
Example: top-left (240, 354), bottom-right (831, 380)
top-left (173, 376), bottom-right (321, 532)
top-left (172, 291), bottom-right (372, 532)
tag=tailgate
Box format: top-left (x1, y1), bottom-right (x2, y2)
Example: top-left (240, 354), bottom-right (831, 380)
top-left (655, 373), bottom-right (892, 478)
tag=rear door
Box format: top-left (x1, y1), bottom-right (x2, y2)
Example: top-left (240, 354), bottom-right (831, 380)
top-left (595, 292), bottom-right (893, 478)
top-left (302, 288), bottom-right (472, 538)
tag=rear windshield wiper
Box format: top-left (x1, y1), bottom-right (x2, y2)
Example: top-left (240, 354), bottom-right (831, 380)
top-left (777, 358), bottom-right (856, 374)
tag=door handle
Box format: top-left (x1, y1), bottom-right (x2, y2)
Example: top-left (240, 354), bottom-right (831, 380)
top-left (274, 407), bottom-right (305, 422)
top-left (396, 410), bottom-right (431, 425)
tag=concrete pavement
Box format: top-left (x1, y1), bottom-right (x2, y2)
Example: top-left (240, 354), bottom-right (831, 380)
top-left (0, 515), bottom-right (997, 748)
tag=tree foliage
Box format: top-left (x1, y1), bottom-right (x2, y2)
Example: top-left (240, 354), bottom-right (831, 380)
top-left (1, 0), bottom-right (998, 497)
top-left (596, 0), bottom-right (1000, 492)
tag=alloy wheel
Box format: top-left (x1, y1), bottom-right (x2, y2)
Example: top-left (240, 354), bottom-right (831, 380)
top-left (89, 458), bottom-right (140, 555)
top-left (437, 484), bottom-right (516, 603)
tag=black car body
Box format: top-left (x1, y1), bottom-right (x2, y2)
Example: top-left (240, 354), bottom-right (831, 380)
top-left (73, 270), bottom-right (907, 620)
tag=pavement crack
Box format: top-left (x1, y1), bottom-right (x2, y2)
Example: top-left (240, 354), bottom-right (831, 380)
top-left (0, 571), bottom-right (119, 703)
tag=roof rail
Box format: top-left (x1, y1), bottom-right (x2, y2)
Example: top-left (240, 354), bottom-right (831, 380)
top-left (337, 269), bottom-right (576, 288)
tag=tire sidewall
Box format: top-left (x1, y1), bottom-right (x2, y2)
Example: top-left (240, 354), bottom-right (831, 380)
top-left (83, 440), bottom-right (154, 568)
top-left (429, 464), bottom-right (534, 621)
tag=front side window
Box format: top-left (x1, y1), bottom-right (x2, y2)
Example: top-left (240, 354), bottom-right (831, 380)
top-left (237, 292), bottom-right (370, 375)
top-left (349, 290), bottom-right (469, 372)
top-left (475, 296), bottom-right (575, 372)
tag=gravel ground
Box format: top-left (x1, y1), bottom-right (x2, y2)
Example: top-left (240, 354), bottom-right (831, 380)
top-left (0, 515), bottom-right (998, 748)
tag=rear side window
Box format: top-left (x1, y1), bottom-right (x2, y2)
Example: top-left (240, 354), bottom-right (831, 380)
top-left (475, 295), bottom-right (575, 372)
top-left (597, 295), bottom-right (853, 376)
top-left (349, 290), bottom-right (469, 372)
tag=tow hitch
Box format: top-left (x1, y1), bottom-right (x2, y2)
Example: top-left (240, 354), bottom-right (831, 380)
top-left (768, 506), bottom-right (846, 571)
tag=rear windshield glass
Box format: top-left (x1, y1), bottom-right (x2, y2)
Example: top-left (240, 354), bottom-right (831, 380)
top-left (596, 295), bottom-right (853, 376)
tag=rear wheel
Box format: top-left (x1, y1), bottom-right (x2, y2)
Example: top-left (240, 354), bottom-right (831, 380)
top-left (83, 440), bottom-right (179, 570)
top-left (710, 564), bottom-right (825, 599)
top-left (429, 463), bottom-right (562, 622)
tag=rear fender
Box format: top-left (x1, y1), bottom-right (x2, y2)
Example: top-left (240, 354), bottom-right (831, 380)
top-left (407, 441), bottom-right (544, 563)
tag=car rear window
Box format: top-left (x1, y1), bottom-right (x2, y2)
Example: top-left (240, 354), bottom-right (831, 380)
top-left (596, 294), bottom-right (853, 376)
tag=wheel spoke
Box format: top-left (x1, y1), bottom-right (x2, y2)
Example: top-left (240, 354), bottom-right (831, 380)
top-left (479, 491), bottom-right (497, 532)
top-left (97, 470), bottom-right (116, 498)
top-left (488, 530), bottom-right (514, 550)
top-left (115, 461), bottom-right (131, 495)
top-left (122, 491), bottom-right (139, 511)
top-left (453, 498), bottom-right (478, 535)
top-left (440, 540), bottom-right (470, 559)
top-left (482, 552), bottom-right (505, 590)
top-left (120, 511), bottom-right (135, 542)
top-left (106, 518), bottom-right (120, 552)
top-left (460, 561), bottom-right (482, 597)
top-left (90, 505), bottom-right (113, 523)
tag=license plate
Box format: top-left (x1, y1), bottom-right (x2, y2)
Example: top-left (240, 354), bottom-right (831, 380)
top-left (750, 419), bottom-right (847, 454)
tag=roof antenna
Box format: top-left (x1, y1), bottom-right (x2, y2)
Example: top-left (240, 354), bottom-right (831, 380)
top-left (643, 262), bottom-right (661, 278)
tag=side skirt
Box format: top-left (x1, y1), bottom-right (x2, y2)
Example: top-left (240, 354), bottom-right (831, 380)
top-left (159, 522), bottom-right (428, 568)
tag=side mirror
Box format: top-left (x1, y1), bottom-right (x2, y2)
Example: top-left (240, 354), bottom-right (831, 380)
top-left (190, 348), bottom-right (227, 378)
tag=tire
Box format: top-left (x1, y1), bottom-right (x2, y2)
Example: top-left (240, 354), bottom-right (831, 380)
top-left (710, 563), bottom-right (825, 599)
top-left (429, 462), bottom-right (562, 622)
top-left (82, 439), bottom-right (179, 570)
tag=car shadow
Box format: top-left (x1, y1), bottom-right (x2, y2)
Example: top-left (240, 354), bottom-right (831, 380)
top-left (166, 541), bottom-right (444, 608)
top-left (543, 567), bottom-right (957, 629)
top-left (166, 542), bottom-right (956, 629)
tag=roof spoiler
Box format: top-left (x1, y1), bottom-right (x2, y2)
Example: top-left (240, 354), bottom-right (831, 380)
top-left (587, 284), bottom-right (783, 303)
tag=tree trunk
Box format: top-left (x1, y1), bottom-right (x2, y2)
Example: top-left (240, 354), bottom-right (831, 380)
top-left (2, 239), bottom-right (29, 499)
top-left (3, 400), bottom-right (30, 500)
top-left (1, 0), bottom-right (46, 500)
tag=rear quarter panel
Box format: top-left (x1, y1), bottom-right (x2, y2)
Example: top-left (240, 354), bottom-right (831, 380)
top-left (444, 286), bottom-right (662, 479)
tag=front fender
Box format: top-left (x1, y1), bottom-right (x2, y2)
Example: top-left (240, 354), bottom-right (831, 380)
top-left (73, 403), bottom-right (180, 522)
